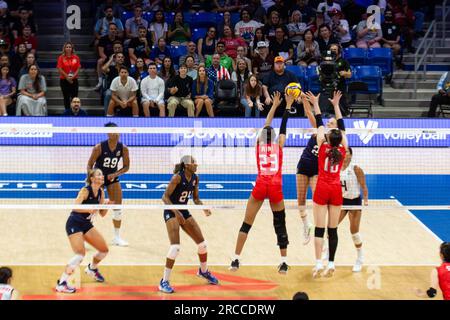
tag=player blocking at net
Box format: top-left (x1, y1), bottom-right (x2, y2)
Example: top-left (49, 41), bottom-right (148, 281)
top-left (158, 155), bottom-right (218, 294)
top-left (304, 90), bottom-right (348, 278)
top-left (87, 122), bottom-right (130, 246)
top-left (230, 90), bottom-right (294, 274)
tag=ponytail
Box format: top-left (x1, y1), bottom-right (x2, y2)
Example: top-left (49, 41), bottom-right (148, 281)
top-left (327, 129), bottom-right (343, 166)
top-left (173, 162), bottom-right (185, 174)
top-left (0, 266), bottom-right (12, 284)
top-left (327, 147), bottom-right (342, 166)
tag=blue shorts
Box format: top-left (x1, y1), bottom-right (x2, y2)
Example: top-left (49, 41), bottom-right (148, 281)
top-left (66, 213), bottom-right (94, 236)
top-left (296, 158), bottom-right (318, 177)
top-left (163, 209), bottom-right (192, 223)
top-left (104, 177), bottom-right (119, 187)
top-left (343, 196), bottom-right (362, 207)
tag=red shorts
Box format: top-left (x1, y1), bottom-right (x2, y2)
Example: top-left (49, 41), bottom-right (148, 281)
top-left (251, 181), bottom-right (283, 203)
top-left (313, 182), bottom-right (343, 206)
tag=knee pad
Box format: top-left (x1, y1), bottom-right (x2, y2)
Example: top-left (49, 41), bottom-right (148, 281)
top-left (197, 241), bottom-right (207, 255)
top-left (351, 233), bottom-right (362, 246)
top-left (315, 227), bottom-right (325, 238)
top-left (67, 254), bottom-right (84, 272)
top-left (94, 251), bottom-right (108, 261)
top-left (273, 210), bottom-right (289, 249)
top-left (239, 222), bottom-right (252, 234)
top-left (113, 209), bottom-right (122, 221)
top-left (328, 227), bottom-right (338, 240)
top-left (167, 244), bottom-right (180, 260)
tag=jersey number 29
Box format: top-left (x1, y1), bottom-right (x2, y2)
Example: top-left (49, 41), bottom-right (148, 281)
top-left (103, 157), bottom-right (118, 169)
top-left (324, 157), bottom-right (339, 173)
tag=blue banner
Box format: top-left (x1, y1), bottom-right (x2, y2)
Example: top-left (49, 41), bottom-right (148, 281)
top-left (0, 117), bottom-right (448, 147)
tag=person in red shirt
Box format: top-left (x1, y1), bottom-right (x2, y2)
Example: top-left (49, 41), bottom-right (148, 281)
top-left (416, 242), bottom-right (450, 300)
top-left (220, 25), bottom-right (247, 60)
top-left (13, 25), bottom-right (37, 55)
top-left (57, 42), bottom-right (81, 110)
top-left (305, 90), bottom-right (347, 278)
top-left (230, 91), bottom-right (294, 274)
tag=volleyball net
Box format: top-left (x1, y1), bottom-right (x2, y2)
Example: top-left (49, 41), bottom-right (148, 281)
top-left (0, 117), bottom-right (449, 211)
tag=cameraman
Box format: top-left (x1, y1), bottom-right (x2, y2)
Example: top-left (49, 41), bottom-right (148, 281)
top-left (318, 43), bottom-right (351, 115)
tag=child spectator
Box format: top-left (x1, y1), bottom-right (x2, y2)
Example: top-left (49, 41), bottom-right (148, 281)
top-left (166, 64), bottom-right (195, 117)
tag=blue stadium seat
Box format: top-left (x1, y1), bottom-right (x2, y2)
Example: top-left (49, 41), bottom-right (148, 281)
top-left (170, 45), bottom-right (188, 64)
top-left (183, 12), bottom-right (193, 25)
top-left (351, 65), bottom-right (382, 94)
top-left (121, 11), bottom-right (133, 24)
top-left (306, 65), bottom-right (320, 94)
top-left (144, 11), bottom-right (154, 23)
top-left (285, 65), bottom-right (307, 91)
top-left (367, 48), bottom-right (393, 77)
top-left (231, 12), bottom-right (240, 25)
top-left (165, 12), bottom-right (175, 24)
top-left (192, 28), bottom-right (207, 43)
top-left (190, 12), bottom-right (218, 28)
top-left (343, 48), bottom-right (367, 66)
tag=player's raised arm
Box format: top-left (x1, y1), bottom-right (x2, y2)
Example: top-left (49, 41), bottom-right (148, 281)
top-left (278, 92), bottom-right (295, 148)
top-left (264, 91), bottom-right (282, 127)
top-left (162, 174), bottom-right (185, 224)
top-left (301, 93), bottom-right (316, 128)
top-left (328, 90), bottom-right (348, 148)
top-left (87, 144), bottom-right (101, 173)
top-left (305, 92), bottom-right (325, 146)
top-left (193, 176), bottom-right (211, 216)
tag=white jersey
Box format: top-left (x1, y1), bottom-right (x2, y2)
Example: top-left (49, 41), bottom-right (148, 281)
top-left (340, 164), bottom-right (361, 199)
top-left (0, 284), bottom-right (14, 300)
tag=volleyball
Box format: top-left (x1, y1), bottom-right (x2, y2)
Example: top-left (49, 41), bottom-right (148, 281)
top-left (285, 82), bottom-right (302, 99)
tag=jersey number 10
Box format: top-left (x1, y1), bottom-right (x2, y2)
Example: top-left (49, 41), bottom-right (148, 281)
top-left (324, 157), bottom-right (339, 173)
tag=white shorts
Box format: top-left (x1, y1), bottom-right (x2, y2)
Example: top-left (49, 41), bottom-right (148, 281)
top-left (142, 97), bottom-right (164, 105)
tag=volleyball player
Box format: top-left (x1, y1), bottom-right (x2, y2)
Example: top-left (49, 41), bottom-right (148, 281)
top-left (87, 122), bottom-right (130, 246)
top-left (0, 267), bottom-right (19, 300)
top-left (339, 147), bottom-right (369, 272)
top-left (415, 242), bottom-right (450, 300)
top-left (159, 155), bottom-right (218, 294)
top-left (230, 91), bottom-right (294, 274)
top-left (296, 95), bottom-right (343, 245)
top-left (56, 169), bottom-right (110, 293)
top-left (304, 90), bottom-right (347, 278)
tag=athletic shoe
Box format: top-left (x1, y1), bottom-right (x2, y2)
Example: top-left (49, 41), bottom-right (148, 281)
top-left (312, 263), bottom-right (324, 278)
top-left (197, 268), bottom-right (219, 285)
top-left (229, 259), bottom-right (240, 271)
top-left (112, 237), bottom-right (129, 247)
top-left (159, 279), bottom-right (174, 293)
top-left (324, 262), bottom-right (335, 278)
top-left (84, 264), bottom-right (105, 282)
top-left (55, 280), bottom-right (76, 293)
top-left (278, 262), bottom-right (289, 274)
top-left (352, 259), bottom-right (363, 273)
top-left (303, 223), bottom-right (314, 245)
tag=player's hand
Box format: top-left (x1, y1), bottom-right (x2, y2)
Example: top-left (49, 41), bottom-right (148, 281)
top-left (328, 90), bottom-right (342, 106)
top-left (363, 199), bottom-right (369, 206)
top-left (107, 173), bottom-right (116, 182)
top-left (271, 91), bottom-right (282, 108)
top-left (285, 91), bottom-right (295, 109)
top-left (304, 91), bottom-right (320, 105)
top-left (203, 209), bottom-right (212, 216)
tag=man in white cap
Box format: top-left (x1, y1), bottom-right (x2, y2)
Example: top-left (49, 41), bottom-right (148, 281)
top-left (252, 41), bottom-right (274, 80)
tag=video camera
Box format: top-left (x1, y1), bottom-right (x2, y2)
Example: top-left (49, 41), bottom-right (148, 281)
top-left (318, 50), bottom-right (338, 93)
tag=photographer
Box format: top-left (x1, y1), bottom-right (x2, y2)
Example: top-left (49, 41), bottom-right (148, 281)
top-left (318, 43), bottom-right (351, 115)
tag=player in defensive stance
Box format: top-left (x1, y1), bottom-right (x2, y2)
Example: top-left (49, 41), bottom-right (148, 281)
top-left (230, 91), bottom-right (294, 274)
top-left (0, 267), bottom-right (20, 300)
top-left (159, 155), bottom-right (218, 294)
top-left (56, 169), bottom-right (110, 293)
top-left (339, 147), bottom-right (369, 272)
top-left (87, 122), bottom-right (130, 246)
top-left (305, 90), bottom-right (347, 278)
top-left (415, 242), bottom-right (450, 300)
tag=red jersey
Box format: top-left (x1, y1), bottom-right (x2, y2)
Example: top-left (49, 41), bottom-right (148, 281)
top-left (57, 54), bottom-right (81, 80)
top-left (255, 142), bottom-right (283, 185)
top-left (437, 262), bottom-right (450, 300)
top-left (317, 142), bottom-right (346, 185)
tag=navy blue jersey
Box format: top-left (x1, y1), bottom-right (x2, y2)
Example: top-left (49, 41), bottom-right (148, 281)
top-left (71, 185), bottom-right (102, 220)
top-left (300, 135), bottom-right (319, 163)
top-left (170, 171), bottom-right (198, 205)
top-left (95, 140), bottom-right (123, 177)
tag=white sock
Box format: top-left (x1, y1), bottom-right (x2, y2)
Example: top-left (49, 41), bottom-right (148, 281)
top-left (106, 114), bottom-right (113, 117)
top-left (301, 214), bottom-right (309, 226)
top-left (356, 247), bottom-right (363, 261)
top-left (200, 262), bottom-right (207, 273)
top-left (90, 262), bottom-right (98, 270)
top-left (3, 113), bottom-right (7, 116)
top-left (114, 228), bottom-right (120, 238)
top-left (280, 256), bottom-right (288, 264)
top-left (327, 261), bottom-right (335, 269)
top-left (163, 267), bottom-right (172, 282)
top-left (233, 254), bottom-right (240, 261)
top-left (315, 259), bottom-right (323, 268)
top-left (59, 272), bottom-right (70, 283)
